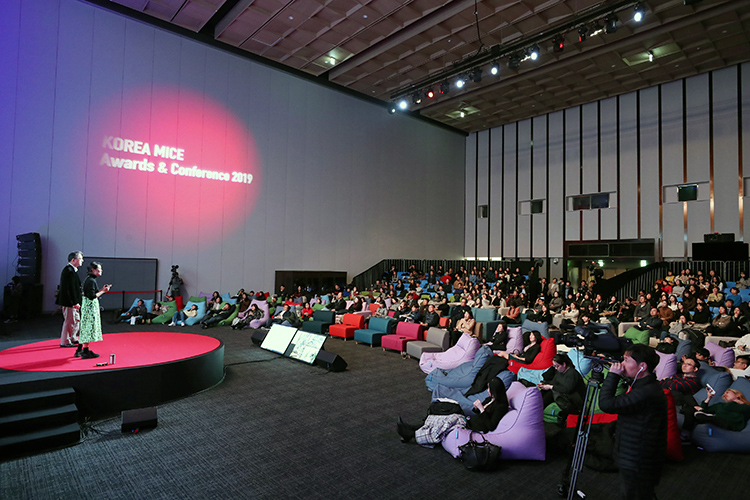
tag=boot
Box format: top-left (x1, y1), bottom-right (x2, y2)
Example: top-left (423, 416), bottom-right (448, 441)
top-left (396, 417), bottom-right (415, 443)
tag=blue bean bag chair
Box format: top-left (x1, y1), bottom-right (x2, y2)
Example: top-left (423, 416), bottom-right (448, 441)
top-left (691, 377), bottom-right (750, 453)
top-left (425, 345), bottom-right (491, 392)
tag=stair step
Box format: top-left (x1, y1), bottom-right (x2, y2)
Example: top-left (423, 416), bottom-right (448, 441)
top-left (0, 403), bottom-right (79, 435)
top-left (0, 422), bottom-right (80, 459)
top-left (0, 388), bottom-right (76, 414)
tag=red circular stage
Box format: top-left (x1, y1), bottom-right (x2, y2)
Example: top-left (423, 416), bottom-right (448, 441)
top-left (0, 332), bottom-right (221, 372)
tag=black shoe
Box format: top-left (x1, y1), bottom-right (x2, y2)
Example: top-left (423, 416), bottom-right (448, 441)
top-left (81, 350), bottom-right (100, 359)
top-left (396, 417), bottom-right (414, 443)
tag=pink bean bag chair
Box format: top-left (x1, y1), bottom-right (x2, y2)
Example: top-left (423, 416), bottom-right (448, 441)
top-left (419, 332), bottom-right (480, 374)
top-left (441, 381), bottom-right (546, 461)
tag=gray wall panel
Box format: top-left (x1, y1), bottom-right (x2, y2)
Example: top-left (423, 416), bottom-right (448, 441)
top-left (532, 115), bottom-right (547, 258)
top-left (517, 120), bottom-right (531, 258)
top-left (600, 97), bottom-right (618, 240)
top-left (547, 111), bottom-right (565, 257)
top-left (661, 80), bottom-right (684, 258)
top-left (639, 87), bottom-right (661, 242)
top-left (618, 93), bottom-right (639, 240)
top-left (503, 125), bottom-right (517, 257)
top-left (713, 67), bottom-right (740, 236)
top-left (564, 107), bottom-right (581, 241)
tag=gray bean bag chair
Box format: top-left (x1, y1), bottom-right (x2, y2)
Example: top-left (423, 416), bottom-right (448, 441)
top-left (424, 345), bottom-right (491, 392)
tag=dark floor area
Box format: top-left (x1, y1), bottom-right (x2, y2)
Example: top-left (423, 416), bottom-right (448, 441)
top-left (0, 314), bottom-right (745, 499)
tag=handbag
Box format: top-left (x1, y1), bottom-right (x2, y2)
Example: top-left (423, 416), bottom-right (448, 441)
top-left (458, 432), bottom-right (501, 471)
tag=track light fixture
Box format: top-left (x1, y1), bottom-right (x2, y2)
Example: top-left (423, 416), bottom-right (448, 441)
top-left (508, 52), bottom-right (521, 70)
top-left (578, 26), bottom-right (588, 42)
top-left (604, 13), bottom-right (619, 34)
top-left (633, 3), bottom-right (644, 23)
top-left (529, 45), bottom-right (540, 61)
top-left (552, 34), bottom-right (564, 53)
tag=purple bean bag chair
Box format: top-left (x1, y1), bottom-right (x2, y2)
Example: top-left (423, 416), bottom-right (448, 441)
top-left (419, 332), bottom-right (481, 374)
top-left (705, 341), bottom-right (735, 368)
top-left (655, 351), bottom-right (678, 380)
top-left (441, 381), bottom-right (546, 461)
top-left (247, 300), bottom-right (270, 329)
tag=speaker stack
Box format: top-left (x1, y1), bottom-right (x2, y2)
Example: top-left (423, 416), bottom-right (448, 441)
top-left (3, 233), bottom-right (43, 319)
top-left (693, 233), bottom-right (748, 261)
top-left (16, 233), bottom-right (42, 284)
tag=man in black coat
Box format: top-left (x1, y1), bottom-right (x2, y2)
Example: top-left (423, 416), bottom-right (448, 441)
top-left (56, 251), bottom-right (84, 347)
top-left (598, 344), bottom-right (667, 500)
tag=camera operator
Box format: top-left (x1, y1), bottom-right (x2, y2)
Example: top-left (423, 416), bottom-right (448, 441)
top-left (598, 344), bottom-right (667, 500)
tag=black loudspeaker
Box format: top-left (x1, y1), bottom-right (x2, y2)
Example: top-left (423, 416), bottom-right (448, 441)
top-left (16, 233), bottom-right (41, 284)
top-left (250, 329), bottom-right (267, 346)
top-left (704, 233), bottom-right (735, 243)
top-left (121, 407), bottom-right (158, 433)
top-left (314, 350), bottom-right (348, 372)
top-left (692, 242), bottom-right (749, 261)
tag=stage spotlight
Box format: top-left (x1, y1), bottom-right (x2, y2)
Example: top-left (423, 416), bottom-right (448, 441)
top-left (508, 53), bottom-right (521, 69)
top-left (552, 35), bottom-right (564, 53)
top-left (455, 76), bottom-right (466, 89)
top-left (578, 26), bottom-right (589, 42)
top-left (490, 61), bottom-right (500, 75)
top-left (398, 99), bottom-right (408, 110)
top-left (605, 13), bottom-right (619, 34)
top-left (633, 3), bottom-right (644, 22)
top-left (439, 81), bottom-right (450, 94)
top-left (470, 68), bottom-right (482, 83)
top-left (529, 45), bottom-right (540, 61)
top-left (426, 88), bottom-right (435, 99)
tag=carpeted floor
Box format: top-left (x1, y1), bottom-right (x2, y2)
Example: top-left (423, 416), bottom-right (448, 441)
top-left (0, 316), bottom-right (745, 499)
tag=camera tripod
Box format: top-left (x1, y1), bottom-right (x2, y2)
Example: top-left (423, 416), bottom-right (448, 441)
top-left (564, 363), bottom-right (606, 500)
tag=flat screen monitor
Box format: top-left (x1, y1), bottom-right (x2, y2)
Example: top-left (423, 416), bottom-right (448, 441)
top-left (287, 331), bottom-right (327, 364)
top-left (260, 324), bottom-right (298, 354)
top-left (678, 184), bottom-right (698, 201)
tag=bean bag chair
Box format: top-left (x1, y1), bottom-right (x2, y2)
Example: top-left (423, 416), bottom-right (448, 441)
top-left (151, 300), bottom-right (177, 324)
top-left (692, 365), bottom-right (734, 407)
top-left (354, 317), bottom-right (395, 347)
top-left (419, 332), bottom-right (481, 374)
top-left (183, 297), bottom-right (207, 326)
top-left (507, 337), bottom-right (556, 374)
top-left (522, 318), bottom-right (550, 339)
top-left (691, 377), bottom-right (750, 453)
top-left (248, 300), bottom-right (269, 328)
top-left (655, 351), bottom-right (678, 380)
top-left (505, 326), bottom-right (524, 355)
top-left (441, 381), bottom-right (546, 461)
top-left (664, 389), bottom-right (684, 461)
top-left (704, 341), bottom-right (735, 368)
top-left (117, 298), bottom-right (154, 323)
top-left (425, 346), bottom-right (492, 392)
top-left (622, 326), bottom-right (649, 345)
top-left (431, 371), bottom-right (517, 415)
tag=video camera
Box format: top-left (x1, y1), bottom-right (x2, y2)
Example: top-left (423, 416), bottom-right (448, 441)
top-left (557, 322), bottom-right (630, 365)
